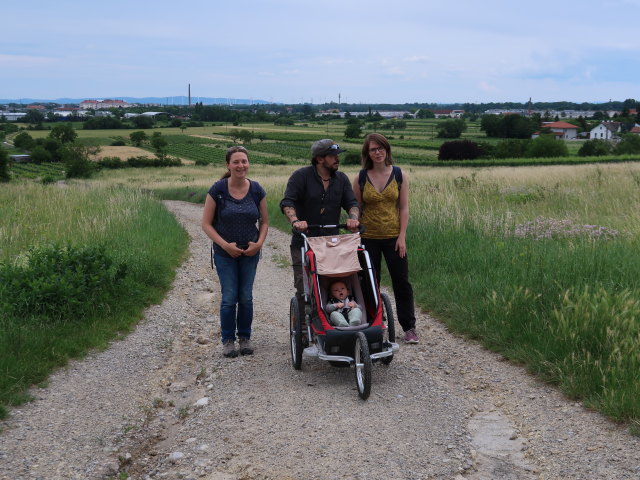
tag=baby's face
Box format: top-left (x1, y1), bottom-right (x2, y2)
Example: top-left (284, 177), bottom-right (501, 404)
top-left (330, 282), bottom-right (348, 300)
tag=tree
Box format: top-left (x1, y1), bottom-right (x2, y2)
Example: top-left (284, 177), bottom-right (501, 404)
top-left (578, 139), bottom-right (612, 157)
top-left (526, 135), bottom-right (569, 158)
top-left (49, 124), bottom-right (77, 144)
top-left (416, 109), bottom-right (435, 119)
top-left (129, 131), bottom-right (148, 147)
top-left (62, 143), bottom-right (100, 178)
top-left (437, 119), bottom-right (466, 138)
top-left (0, 146), bottom-right (10, 182)
top-left (438, 140), bottom-right (484, 160)
top-left (23, 110), bottom-right (45, 124)
top-left (344, 121), bottom-right (363, 139)
top-left (150, 132), bottom-right (168, 155)
top-left (13, 131), bottom-right (35, 150)
top-left (614, 134), bottom-right (640, 155)
top-left (30, 145), bottom-right (53, 163)
top-left (130, 115), bottom-right (155, 129)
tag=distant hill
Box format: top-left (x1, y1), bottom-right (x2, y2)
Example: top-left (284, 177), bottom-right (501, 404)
top-left (0, 96), bottom-right (273, 105)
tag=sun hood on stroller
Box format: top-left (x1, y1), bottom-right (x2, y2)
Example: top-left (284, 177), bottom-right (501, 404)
top-left (306, 233), bottom-right (362, 277)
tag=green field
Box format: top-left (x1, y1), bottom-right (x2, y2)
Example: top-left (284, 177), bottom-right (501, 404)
top-left (2, 121), bottom-right (640, 432)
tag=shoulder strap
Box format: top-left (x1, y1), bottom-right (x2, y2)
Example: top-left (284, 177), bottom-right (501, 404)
top-left (358, 168), bottom-right (367, 192)
top-left (392, 166), bottom-right (403, 188)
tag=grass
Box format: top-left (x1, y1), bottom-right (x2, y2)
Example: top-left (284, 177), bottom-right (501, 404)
top-left (406, 163), bottom-right (640, 424)
top-left (0, 183), bottom-right (189, 418)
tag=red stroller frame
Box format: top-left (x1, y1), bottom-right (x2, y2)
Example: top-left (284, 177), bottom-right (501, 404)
top-left (289, 225), bottom-right (399, 400)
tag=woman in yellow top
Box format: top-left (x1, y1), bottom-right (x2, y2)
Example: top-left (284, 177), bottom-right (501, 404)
top-left (352, 133), bottom-right (418, 343)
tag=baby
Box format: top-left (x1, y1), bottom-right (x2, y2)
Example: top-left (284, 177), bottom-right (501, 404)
top-left (325, 279), bottom-right (362, 327)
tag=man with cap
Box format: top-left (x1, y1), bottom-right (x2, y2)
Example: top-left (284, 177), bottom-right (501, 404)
top-left (280, 139), bottom-right (360, 315)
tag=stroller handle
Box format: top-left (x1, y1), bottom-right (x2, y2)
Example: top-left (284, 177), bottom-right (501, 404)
top-left (292, 223), bottom-right (365, 236)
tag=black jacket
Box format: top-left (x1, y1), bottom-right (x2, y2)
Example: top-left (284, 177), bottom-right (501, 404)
top-left (279, 166), bottom-right (358, 247)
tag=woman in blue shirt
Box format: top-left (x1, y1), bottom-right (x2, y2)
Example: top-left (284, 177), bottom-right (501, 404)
top-left (202, 146), bottom-right (269, 358)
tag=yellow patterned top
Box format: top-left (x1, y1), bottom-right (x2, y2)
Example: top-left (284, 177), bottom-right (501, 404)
top-left (360, 175), bottom-right (400, 239)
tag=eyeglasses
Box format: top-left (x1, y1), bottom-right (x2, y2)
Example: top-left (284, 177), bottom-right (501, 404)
top-left (368, 147), bottom-right (385, 154)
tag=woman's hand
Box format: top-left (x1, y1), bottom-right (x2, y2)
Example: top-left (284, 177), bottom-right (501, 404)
top-left (223, 242), bottom-right (245, 258)
top-left (243, 241), bottom-right (261, 257)
top-left (395, 235), bottom-right (407, 258)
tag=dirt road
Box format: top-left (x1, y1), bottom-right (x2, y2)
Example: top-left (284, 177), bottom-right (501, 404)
top-left (1, 201), bottom-right (638, 479)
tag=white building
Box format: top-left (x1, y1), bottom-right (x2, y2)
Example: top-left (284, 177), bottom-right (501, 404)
top-left (589, 122), bottom-right (621, 140)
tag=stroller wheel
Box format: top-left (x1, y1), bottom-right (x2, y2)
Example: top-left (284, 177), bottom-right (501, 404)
top-left (354, 331), bottom-right (372, 400)
top-left (290, 297), bottom-right (303, 370)
top-left (381, 293), bottom-right (396, 343)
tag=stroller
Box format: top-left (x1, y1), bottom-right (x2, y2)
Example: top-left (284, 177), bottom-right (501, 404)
top-left (289, 225), bottom-right (399, 400)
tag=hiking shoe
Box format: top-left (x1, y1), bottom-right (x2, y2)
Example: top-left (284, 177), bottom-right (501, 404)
top-left (404, 328), bottom-right (419, 344)
top-left (238, 337), bottom-right (254, 356)
top-left (222, 340), bottom-right (238, 358)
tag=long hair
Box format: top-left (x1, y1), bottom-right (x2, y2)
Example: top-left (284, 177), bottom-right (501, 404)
top-left (361, 133), bottom-right (393, 170)
top-left (221, 146), bottom-right (249, 179)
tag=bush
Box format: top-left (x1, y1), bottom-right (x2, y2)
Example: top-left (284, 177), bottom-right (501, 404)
top-left (493, 139), bottom-right (531, 159)
top-left (526, 135), bottom-right (569, 158)
top-left (438, 140), bottom-right (484, 161)
top-left (98, 156), bottom-right (126, 169)
top-left (110, 139), bottom-right (126, 146)
top-left (342, 152), bottom-right (361, 165)
top-left (13, 131), bottom-right (35, 150)
top-left (578, 139), bottom-right (613, 157)
top-left (0, 147), bottom-right (10, 182)
top-left (614, 134), bottom-right (640, 155)
top-left (30, 145), bottom-right (53, 164)
top-left (437, 119), bottom-right (467, 139)
top-left (62, 143), bottom-right (99, 178)
top-left (126, 155), bottom-right (181, 167)
top-left (0, 244), bottom-right (127, 323)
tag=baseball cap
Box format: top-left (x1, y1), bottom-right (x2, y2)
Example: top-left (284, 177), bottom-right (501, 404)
top-left (311, 139), bottom-right (346, 157)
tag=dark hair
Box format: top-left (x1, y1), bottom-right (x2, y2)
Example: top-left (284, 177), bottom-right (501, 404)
top-left (221, 146), bottom-right (249, 179)
top-left (361, 133), bottom-right (393, 170)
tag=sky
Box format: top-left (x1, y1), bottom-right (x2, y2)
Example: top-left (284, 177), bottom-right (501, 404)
top-left (2, 0), bottom-right (639, 105)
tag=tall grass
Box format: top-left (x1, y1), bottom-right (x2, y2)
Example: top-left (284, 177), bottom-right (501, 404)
top-left (407, 163), bottom-right (640, 423)
top-left (0, 183), bottom-right (189, 417)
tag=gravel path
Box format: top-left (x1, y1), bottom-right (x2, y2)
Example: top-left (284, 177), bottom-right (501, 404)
top-left (1, 200), bottom-right (639, 480)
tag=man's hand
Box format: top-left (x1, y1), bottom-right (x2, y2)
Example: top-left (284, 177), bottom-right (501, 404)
top-left (292, 220), bottom-right (308, 232)
top-left (346, 218), bottom-right (359, 232)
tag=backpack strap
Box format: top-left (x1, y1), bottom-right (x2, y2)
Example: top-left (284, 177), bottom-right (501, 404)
top-left (358, 166), bottom-right (403, 192)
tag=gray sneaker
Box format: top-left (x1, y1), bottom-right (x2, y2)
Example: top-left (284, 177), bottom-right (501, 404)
top-left (222, 339), bottom-right (238, 358)
top-left (238, 337), bottom-right (254, 356)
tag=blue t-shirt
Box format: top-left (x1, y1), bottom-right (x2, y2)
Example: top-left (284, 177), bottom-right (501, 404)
top-left (208, 179), bottom-right (265, 257)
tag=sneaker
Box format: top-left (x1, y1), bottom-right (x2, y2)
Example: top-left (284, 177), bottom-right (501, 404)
top-left (404, 328), bottom-right (419, 344)
top-left (238, 337), bottom-right (254, 356)
top-left (222, 339), bottom-right (238, 358)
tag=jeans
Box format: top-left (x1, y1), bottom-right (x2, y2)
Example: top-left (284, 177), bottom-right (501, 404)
top-left (362, 237), bottom-right (416, 332)
top-left (214, 252), bottom-right (260, 343)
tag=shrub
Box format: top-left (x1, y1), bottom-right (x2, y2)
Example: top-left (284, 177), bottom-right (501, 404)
top-left (493, 139), bottom-right (531, 159)
top-left (526, 135), bottom-right (569, 158)
top-left (578, 139), bottom-right (613, 157)
top-left (0, 244), bottom-right (127, 323)
top-left (614, 134), bottom-right (640, 155)
top-left (110, 139), bottom-right (126, 146)
top-left (438, 140), bottom-right (484, 161)
top-left (13, 131), bottom-right (35, 150)
top-left (342, 152), bottom-right (361, 165)
top-left (437, 119), bottom-right (467, 139)
top-left (62, 143), bottom-right (99, 178)
top-left (98, 156), bottom-right (126, 169)
top-left (30, 145), bottom-right (53, 164)
top-left (0, 147), bottom-right (10, 182)
top-left (126, 156), bottom-right (181, 167)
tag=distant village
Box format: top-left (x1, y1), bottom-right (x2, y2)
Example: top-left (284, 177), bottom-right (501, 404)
top-left (2, 98), bottom-right (639, 142)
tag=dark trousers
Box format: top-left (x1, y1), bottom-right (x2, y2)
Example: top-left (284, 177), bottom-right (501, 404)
top-left (363, 237), bottom-right (416, 332)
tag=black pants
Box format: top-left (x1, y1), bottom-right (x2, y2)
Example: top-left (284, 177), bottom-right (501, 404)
top-left (363, 237), bottom-right (416, 332)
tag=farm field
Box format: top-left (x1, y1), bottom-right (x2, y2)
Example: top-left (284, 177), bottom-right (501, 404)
top-left (2, 119), bottom-right (640, 426)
